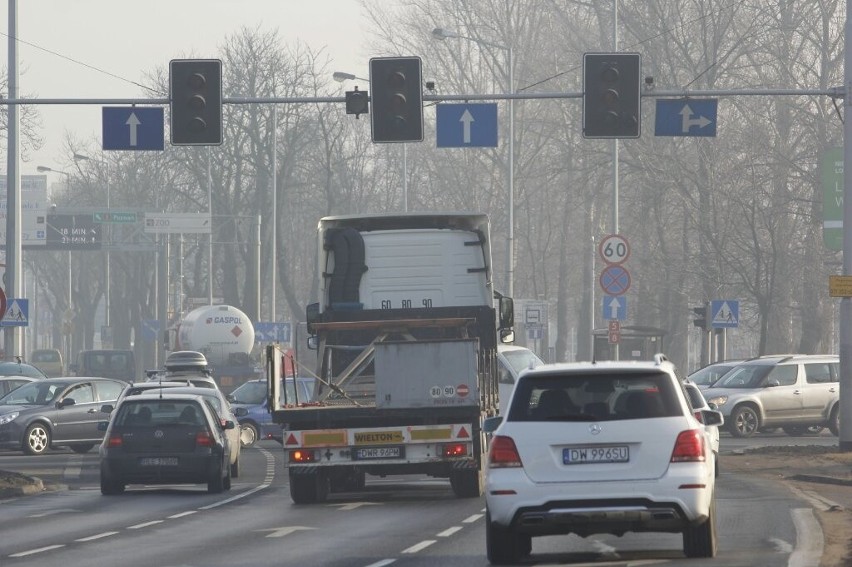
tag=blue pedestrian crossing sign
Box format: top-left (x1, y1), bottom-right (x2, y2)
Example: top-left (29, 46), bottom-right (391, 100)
top-left (0, 298), bottom-right (28, 327)
top-left (710, 300), bottom-right (739, 329)
top-left (436, 103), bottom-right (498, 148)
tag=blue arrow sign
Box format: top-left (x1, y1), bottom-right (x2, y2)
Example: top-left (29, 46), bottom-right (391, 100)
top-left (710, 300), bottom-right (739, 328)
top-left (602, 295), bottom-right (627, 321)
top-left (102, 107), bottom-right (165, 151)
top-left (654, 99), bottom-right (717, 137)
top-left (254, 322), bottom-right (292, 343)
top-left (436, 103), bottom-right (498, 148)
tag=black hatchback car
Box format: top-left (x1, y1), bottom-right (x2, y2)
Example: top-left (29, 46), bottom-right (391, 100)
top-left (99, 393), bottom-right (234, 495)
top-left (0, 377), bottom-right (126, 454)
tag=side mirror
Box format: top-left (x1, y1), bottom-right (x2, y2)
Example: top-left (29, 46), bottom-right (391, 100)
top-left (222, 420), bottom-right (236, 430)
top-left (100, 404), bottom-right (114, 414)
top-left (97, 421), bottom-right (109, 432)
top-left (57, 398), bottom-right (76, 408)
top-left (702, 410), bottom-right (724, 427)
top-left (766, 379), bottom-right (781, 388)
top-left (483, 415), bottom-right (503, 434)
top-left (500, 329), bottom-right (515, 344)
top-left (233, 407), bottom-right (248, 417)
top-left (306, 302), bottom-right (320, 335)
top-left (498, 296), bottom-right (514, 331)
top-left (306, 336), bottom-right (318, 351)
top-left (707, 402), bottom-right (718, 411)
top-left (226, 394), bottom-right (235, 403)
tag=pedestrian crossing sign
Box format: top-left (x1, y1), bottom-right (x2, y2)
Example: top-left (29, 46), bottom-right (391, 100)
top-left (0, 298), bottom-right (28, 327)
top-left (710, 300), bottom-right (738, 329)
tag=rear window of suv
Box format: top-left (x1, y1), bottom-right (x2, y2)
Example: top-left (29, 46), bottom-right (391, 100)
top-left (507, 371), bottom-right (681, 422)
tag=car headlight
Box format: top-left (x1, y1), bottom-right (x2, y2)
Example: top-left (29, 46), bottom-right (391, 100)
top-left (706, 395), bottom-right (728, 407)
top-left (0, 412), bottom-right (20, 425)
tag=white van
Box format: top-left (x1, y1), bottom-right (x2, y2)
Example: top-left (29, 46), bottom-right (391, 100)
top-left (497, 344), bottom-right (544, 415)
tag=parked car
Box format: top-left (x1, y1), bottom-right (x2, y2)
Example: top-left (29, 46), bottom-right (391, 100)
top-left (131, 386), bottom-right (241, 477)
top-left (228, 376), bottom-right (315, 447)
top-left (483, 354), bottom-right (722, 563)
top-left (704, 354), bottom-right (839, 438)
top-left (71, 349), bottom-right (136, 381)
top-left (497, 344), bottom-right (545, 415)
top-left (687, 359), bottom-right (745, 390)
top-left (0, 377), bottom-right (126, 454)
top-left (683, 381), bottom-right (722, 476)
top-left (0, 360), bottom-right (48, 380)
top-left (98, 393), bottom-right (234, 494)
top-left (30, 349), bottom-right (64, 377)
top-left (0, 376), bottom-right (37, 397)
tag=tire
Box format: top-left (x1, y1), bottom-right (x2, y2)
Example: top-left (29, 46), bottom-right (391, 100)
top-left (70, 443), bottom-right (95, 454)
top-left (485, 510), bottom-right (523, 564)
top-left (450, 469), bottom-right (483, 498)
top-left (100, 464), bottom-right (125, 495)
top-left (728, 406), bottom-right (759, 438)
top-left (207, 459), bottom-right (225, 494)
top-left (240, 422), bottom-right (259, 448)
top-left (230, 456), bottom-right (240, 479)
top-left (331, 468), bottom-right (365, 492)
top-left (23, 422), bottom-right (51, 455)
top-left (683, 495), bottom-right (718, 558)
top-left (829, 406), bottom-right (840, 437)
top-left (289, 470), bottom-right (329, 504)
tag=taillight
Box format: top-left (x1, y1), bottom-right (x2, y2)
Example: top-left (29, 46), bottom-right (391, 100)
top-left (195, 429), bottom-right (215, 447)
top-left (442, 443), bottom-right (468, 457)
top-left (489, 435), bottom-right (522, 468)
top-left (107, 434), bottom-right (123, 448)
top-left (289, 449), bottom-right (316, 463)
top-left (671, 430), bottom-right (705, 462)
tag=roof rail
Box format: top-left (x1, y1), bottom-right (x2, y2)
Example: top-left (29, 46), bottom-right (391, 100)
top-left (653, 353), bottom-right (669, 365)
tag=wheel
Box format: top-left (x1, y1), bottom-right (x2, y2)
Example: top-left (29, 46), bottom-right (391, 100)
top-left (728, 406), bottom-right (759, 438)
top-left (485, 510), bottom-right (523, 564)
top-left (23, 422), bottom-right (51, 455)
top-left (450, 469), bottom-right (483, 498)
top-left (207, 459), bottom-right (226, 494)
top-left (683, 495), bottom-right (718, 558)
top-left (99, 464), bottom-right (125, 495)
top-left (829, 406), bottom-right (840, 437)
top-left (230, 456), bottom-right (240, 478)
top-left (240, 422), bottom-right (259, 447)
top-left (331, 468), bottom-right (365, 492)
top-left (289, 470), bottom-right (329, 504)
top-left (70, 443), bottom-right (95, 454)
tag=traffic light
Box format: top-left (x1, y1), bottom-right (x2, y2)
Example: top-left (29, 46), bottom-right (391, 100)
top-left (170, 59), bottom-right (223, 145)
top-left (369, 56), bottom-right (423, 143)
top-left (693, 306), bottom-right (708, 329)
top-left (583, 52), bottom-right (641, 139)
top-left (345, 87), bottom-right (369, 118)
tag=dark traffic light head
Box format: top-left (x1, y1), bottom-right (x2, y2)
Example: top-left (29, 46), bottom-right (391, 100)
top-left (369, 56), bottom-right (424, 143)
top-left (583, 52), bottom-right (641, 139)
top-left (170, 59), bottom-right (223, 146)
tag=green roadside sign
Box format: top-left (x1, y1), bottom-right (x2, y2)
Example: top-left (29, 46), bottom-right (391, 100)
top-left (93, 211), bottom-right (137, 224)
top-left (822, 147), bottom-right (843, 251)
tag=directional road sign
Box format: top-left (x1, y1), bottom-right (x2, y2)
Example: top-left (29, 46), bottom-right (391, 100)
top-left (710, 299), bottom-right (739, 328)
top-left (144, 213), bottom-right (212, 234)
top-left (602, 295), bottom-right (627, 321)
top-left (94, 211), bottom-right (138, 223)
top-left (822, 146), bottom-right (843, 251)
top-left (599, 265), bottom-right (631, 296)
top-left (654, 99), bottom-right (717, 137)
top-left (46, 214), bottom-right (102, 250)
top-left (255, 322), bottom-right (292, 343)
top-left (436, 103), bottom-right (498, 148)
top-left (1, 298), bottom-right (28, 327)
top-left (102, 107), bottom-right (165, 151)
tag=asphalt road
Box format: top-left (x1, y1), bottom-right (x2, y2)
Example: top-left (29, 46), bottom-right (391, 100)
top-left (0, 437), bottom-right (830, 566)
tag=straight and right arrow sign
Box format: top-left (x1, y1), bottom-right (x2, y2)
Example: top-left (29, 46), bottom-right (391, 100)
top-left (654, 99), bottom-right (718, 137)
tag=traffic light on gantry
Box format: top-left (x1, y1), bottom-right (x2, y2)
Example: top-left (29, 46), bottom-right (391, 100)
top-left (170, 59), bottom-right (223, 145)
top-left (692, 306), bottom-right (708, 329)
top-left (369, 56), bottom-right (424, 143)
top-left (583, 53), bottom-right (641, 139)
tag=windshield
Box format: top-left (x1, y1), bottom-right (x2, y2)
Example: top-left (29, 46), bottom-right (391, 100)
top-left (713, 364), bottom-right (773, 388)
top-left (0, 381), bottom-right (70, 405)
top-left (231, 381), bottom-right (266, 404)
top-left (689, 363), bottom-right (738, 386)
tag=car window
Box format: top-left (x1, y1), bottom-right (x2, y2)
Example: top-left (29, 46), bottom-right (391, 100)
top-left (831, 363), bottom-right (840, 383)
top-left (65, 383), bottom-right (94, 404)
top-left (714, 364), bottom-right (773, 388)
top-left (805, 363), bottom-right (833, 384)
top-left (0, 380), bottom-right (70, 405)
top-left (97, 380), bottom-right (124, 401)
top-left (508, 371), bottom-right (680, 422)
top-left (766, 365), bottom-right (797, 386)
top-left (231, 381), bottom-right (266, 404)
top-left (688, 364), bottom-right (736, 386)
top-left (115, 400), bottom-right (206, 427)
top-left (683, 384), bottom-right (705, 410)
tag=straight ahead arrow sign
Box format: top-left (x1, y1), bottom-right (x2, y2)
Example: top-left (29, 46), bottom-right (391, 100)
top-left (126, 112), bottom-right (141, 147)
top-left (460, 109), bottom-right (474, 144)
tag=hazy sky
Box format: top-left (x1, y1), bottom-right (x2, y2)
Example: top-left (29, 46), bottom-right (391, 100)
top-left (2, 0), bottom-right (369, 177)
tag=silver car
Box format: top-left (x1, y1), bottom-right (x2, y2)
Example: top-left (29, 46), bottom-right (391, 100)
top-left (704, 354), bottom-right (839, 438)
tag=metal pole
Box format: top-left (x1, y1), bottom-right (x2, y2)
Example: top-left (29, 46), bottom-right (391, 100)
top-left (839, 0), bottom-right (852, 451)
top-left (4, 0), bottom-right (21, 359)
top-left (67, 250), bottom-right (72, 364)
top-left (271, 104), bottom-right (277, 322)
top-left (611, 0), bottom-right (619, 360)
top-left (256, 215), bottom-right (262, 322)
top-left (508, 46), bottom-right (515, 298)
top-left (105, 161), bottom-right (110, 329)
top-left (403, 144), bottom-right (408, 212)
top-left (208, 148), bottom-right (213, 305)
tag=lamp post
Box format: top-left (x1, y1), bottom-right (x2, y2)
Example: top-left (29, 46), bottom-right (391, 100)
top-left (334, 70), bottom-right (410, 211)
top-left (432, 26), bottom-right (514, 297)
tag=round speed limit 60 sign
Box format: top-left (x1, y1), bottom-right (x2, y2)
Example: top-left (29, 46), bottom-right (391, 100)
top-left (599, 234), bottom-right (630, 265)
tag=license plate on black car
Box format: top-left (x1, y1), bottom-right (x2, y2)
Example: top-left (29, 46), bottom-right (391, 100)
top-left (563, 446), bottom-right (629, 464)
top-left (139, 457), bottom-right (178, 466)
top-left (353, 446), bottom-right (403, 460)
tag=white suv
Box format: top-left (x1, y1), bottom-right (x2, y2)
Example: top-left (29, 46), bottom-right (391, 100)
top-left (484, 355), bottom-right (722, 564)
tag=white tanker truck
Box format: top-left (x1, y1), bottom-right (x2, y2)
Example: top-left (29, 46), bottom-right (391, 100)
top-left (165, 304), bottom-right (261, 392)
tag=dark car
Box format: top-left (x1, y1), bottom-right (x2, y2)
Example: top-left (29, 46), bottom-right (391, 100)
top-left (0, 360), bottom-right (48, 380)
top-left (228, 376), bottom-right (314, 447)
top-left (99, 393), bottom-right (234, 494)
top-left (0, 377), bottom-right (126, 454)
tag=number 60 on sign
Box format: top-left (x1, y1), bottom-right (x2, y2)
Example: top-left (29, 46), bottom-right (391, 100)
top-left (599, 234), bottom-right (630, 265)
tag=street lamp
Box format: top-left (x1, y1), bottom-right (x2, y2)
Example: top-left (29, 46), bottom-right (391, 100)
top-left (334, 70), bottom-right (411, 212)
top-left (432, 26), bottom-right (515, 297)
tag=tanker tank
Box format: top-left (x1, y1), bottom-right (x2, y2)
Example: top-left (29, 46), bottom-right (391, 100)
top-left (175, 305), bottom-right (255, 367)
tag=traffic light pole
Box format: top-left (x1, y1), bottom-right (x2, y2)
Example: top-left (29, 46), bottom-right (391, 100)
top-left (839, 2), bottom-right (852, 452)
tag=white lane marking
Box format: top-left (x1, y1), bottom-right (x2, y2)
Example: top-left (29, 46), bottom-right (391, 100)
top-left (401, 540), bottom-right (437, 554)
top-left (437, 526), bottom-right (462, 537)
top-left (592, 539), bottom-right (620, 557)
top-left (463, 513), bottom-right (483, 523)
top-left (259, 526), bottom-right (316, 538)
top-left (9, 545), bottom-right (65, 557)
top-left (28, 509), bottom-right (77, 518)
top-left (364, 560), bottom-right (396, 567)
top-left (75, 532), bottom-right (119, 542)
top-left (199, 483), bottom-right (270, 510)
top-left (168, 511), bottom-right (198, 519)
top-left (769, 538), bottom-right (794, 553)
top-left (127, 520), bottom-right (164, 529)
top-left (789, 508), bottom-right (824, 567)
top-left (329, 502), bottom-right (381, 511)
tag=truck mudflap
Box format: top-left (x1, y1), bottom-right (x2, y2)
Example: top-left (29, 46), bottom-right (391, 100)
top-left (284, 422), bottom-right (482, 468)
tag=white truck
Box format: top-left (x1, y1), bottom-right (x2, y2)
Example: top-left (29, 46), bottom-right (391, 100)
top-left (267, 213), bottom-right (514, 503)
